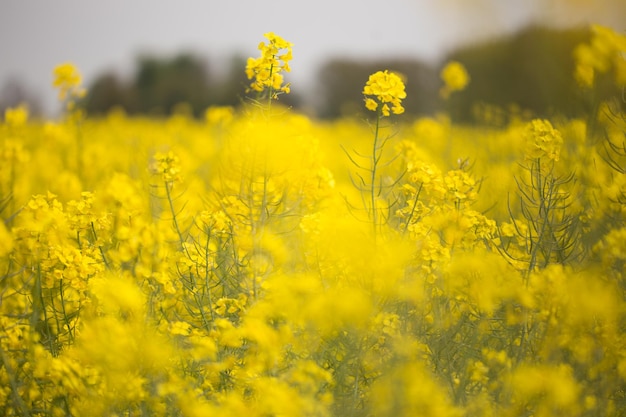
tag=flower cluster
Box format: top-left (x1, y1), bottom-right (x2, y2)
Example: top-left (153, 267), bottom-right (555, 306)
top-left (52, 62), bottom-right (86, 104)
top-left (150, 150), bottom-right (182, 184)
top-left (363, 70), bottom-right (407, 116)
top-left (3, 104), bottom-right (29, 127)
top-left (574, 25), bottom-right (626, 87)
top-left (245, 32), bottom-right (293, 98)
top-left (523, 118), bottom-right (563, 162)
top-left (205, 105), bottom-right (234, 126)
top-left (439, 60), bottom-right (470, 98)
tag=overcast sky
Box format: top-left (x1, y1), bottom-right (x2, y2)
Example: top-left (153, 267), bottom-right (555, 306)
top-left (1, 0), bottom-right (624, 116)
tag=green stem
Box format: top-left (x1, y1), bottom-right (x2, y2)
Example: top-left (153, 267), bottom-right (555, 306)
top-left (91, 221), bottom-right (110, 269)
top-left (32, 264), bottom-right (54, 354)
top-left (353, 371), bottom-right (360, 407)
top-left (370, 109), bottom-right (381, 235)
top-left (77, 126), bottom-right (83, 180)
top-left (0, 346), bottom-right (32, 417)
top-left (165, 181), bottom-right (185, 249)
top-left (203, 229), bottom-right (216, 324)
top-left (49, 289), bottom-right (62, 353)
top-left (267, 61), bottom-right (275, 114)
top-left (402, 183), bottom-right (423, 235)
top-left (58, 277), bottom-right (75, 344)
top-left (8, 156), bottom-right (15, 224)
top-left (527, 158), bottom-right (553, 277)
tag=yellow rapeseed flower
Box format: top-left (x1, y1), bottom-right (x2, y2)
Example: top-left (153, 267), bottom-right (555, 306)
top-left (523, 119), bottom-right (563, 162)
top-left (440, 61), bottom-right (470, 98)
top-left (0, 221), bottom-right (13, 256)
top-left (245, 32), bottom-right (293, 98)
top-left (150, 150), bottom-right (182, 184)
top-left (169, 320), bottom-right (192, 336)
top-left (205, 105), bottom-right (234, 125)
top-left (53, 62), bottom-right (86, 101)
top-left (574, 25), bottom-right (626, 87)
top-left (3, 104), bottom-right (29, 127)
top-left (363, 70), bottom-right (407, 116)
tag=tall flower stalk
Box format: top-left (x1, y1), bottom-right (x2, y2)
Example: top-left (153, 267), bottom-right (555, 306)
top-left (245, 32), bottom-right (293, 112)
top-left (53, 63), bottom-right (86, 178)
top-left (359, 70), bottom-right (407, 236)
top-left (150, 150), bottom-right (185, 248)
top-left (517, 119), bottom-right (581, 277)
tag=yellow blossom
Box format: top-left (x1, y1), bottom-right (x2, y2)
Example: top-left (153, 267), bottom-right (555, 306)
top-left (205, 105), bottom-right (234, 125)
top-left (3, 104), bottom-right (29, 127)
top-left (523, 118), bottom-right (563, 162)
top-left (0, 221), bottom-right (13, 256)
top-left (150, 150), bottom-right (182, 183)
top-left (440, 61), bottom-right (470, 98)
top-left (363, 70), bottom-right (407, 116)
top-left (574, 25), bottom-right (626, 87)
top-left (245, 32), bottom-right (293, 98)
top-left (509, 364), bottom-right (581, 412)
top-left (169, 321), bottom-right (192, 336)
top-left (53, 62), bottom-right (86, 101)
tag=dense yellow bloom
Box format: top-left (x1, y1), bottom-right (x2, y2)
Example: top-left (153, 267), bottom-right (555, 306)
top-left (371, 361), bottom-right (462, 416)
top-left (245, 32), bottom-right (293, 97)
top-left (523, 118), bottom-right (563, 162)
top-left (205, 105), bottom-right (234, 125)
top-left (3, 104), bottom-right (28, 127)
top-left (0, 221), bottom-right (13, 256)
top-left (509, 364), bottom-right (581, 412)
top-left (169, 320), bottom-right (192, 336)
top-left (440, 60), bottom-right (470, 98)
top-left (363, 70), bottom-right (407, 116)
top-left (3, 35), bottom-right (626, 416)
top-left (150, 150), bottom-right (182, 183)
top-left (574, 25), bottom-right (626, 87)
top-left (443, 169), bottom-right (477, 206)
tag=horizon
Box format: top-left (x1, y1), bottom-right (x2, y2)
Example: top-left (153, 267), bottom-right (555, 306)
top-left (1, 0), bottom-right (624, 117)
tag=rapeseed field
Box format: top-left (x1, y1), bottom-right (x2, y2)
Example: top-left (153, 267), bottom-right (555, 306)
top-left (1, 28), bottom-right (625, 416)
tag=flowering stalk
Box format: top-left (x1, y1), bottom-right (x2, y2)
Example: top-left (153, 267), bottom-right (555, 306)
top-left (52, 63), bottom-right (86, 179)
top-left (2, 105), bottom-right (29, 220)
top-left (0, 345), bottom-right (31, 416)
top-left (360, 70), bottom-right (407, 236)
top-left (520, 120), bottom-right (580, 276)
top-left (150, 150), bottom-right (185, 248)
top-left (245, 32), bottom-right (293, 112)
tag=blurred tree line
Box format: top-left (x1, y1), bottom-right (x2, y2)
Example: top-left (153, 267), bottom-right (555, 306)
top-left (0, 78), bottom-right (43, 117)
top-left (47, 25), bottom-right (624, 121)
top-left (442, 24), bottom-right (621, 124)
top-left (84, 53), bottom-right (250, 117)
